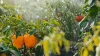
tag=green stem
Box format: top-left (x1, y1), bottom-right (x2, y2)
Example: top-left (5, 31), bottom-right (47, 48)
top-left (23, 45), bottom-right (26, 56)
top-left (79, 13), bottom-right (90, 25)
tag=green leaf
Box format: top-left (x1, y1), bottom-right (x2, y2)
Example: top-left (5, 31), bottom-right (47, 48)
top-left (89, 5), bottom-right (98, 19)
top-left (5, 30), bottom-right (12, 37)
top-left (84, 0), bottom-right (89, 4)
top-left (29, 29), bottom-right (36, 35)
top-left (83, 4), bottom-right (89, 8)
top-left (16, 31), bottom-right (20, 38)
top-left (2, 37), bottom-right (11, 43)
top-left (9, 46), bottom-right (21, 56)
top-left (0, 43), bottom-right (8, 50)
top-left (79, 13), bottom-right (89, 26)
top-left (5, 37), bottom-right (12, 42)
top-left (0, 43), bottom-right (21, 56)
top-left (90, 0), bottom-right (96, 6)
top-left (34, 46), bottom-right (44, 56)
top-left (52, 19), bottom-right (60, 26)
top-left (3, 26), bottom-right (10, 32)
top-left (80, 21), bottom-right (88, 31)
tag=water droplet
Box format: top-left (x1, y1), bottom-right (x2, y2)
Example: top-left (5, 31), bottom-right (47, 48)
top-left (26, 0), bottom-right (29, 2)
top-left (37, 0), bottom-right (39, 2)
top-left (8, 25), bottom-right (10, 28)
top-left (36, 15), bottom-right (39, 18)
top-left (0, 0), bottom-right (3, 4)
top-left (40, 8), bottom-right (43, 10)
top-left (62, 0), bottom-right (64, 3)
top-left (18, 5), bottom-right (21, 8)
top-left (32, 53), bottom-right (35, 55)
top-left (78, 40), bottom-right (80, 41)
top-left (45, 16), bottom-right (47, 18)
top-left (54, 9), bottom-right (55, 11)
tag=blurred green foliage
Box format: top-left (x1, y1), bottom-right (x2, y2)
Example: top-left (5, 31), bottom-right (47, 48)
top-left (45, 0), bottom-right (82, 40)
top-left (0, 2), bottom-right (62, 56)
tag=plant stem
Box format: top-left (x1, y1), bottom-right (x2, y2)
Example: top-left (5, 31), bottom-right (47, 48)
top-left (23, 45), bottom-right (26, 56)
